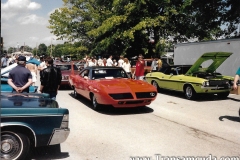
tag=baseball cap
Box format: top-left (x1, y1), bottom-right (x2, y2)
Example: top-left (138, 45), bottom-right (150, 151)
top-left (18, 56), bottom-right (26, 62)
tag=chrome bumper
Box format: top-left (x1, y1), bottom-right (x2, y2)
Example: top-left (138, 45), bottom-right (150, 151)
top-left (201, 86), bottom-right (230, 90)
top-left (49, 128), bottom-right (70, 145)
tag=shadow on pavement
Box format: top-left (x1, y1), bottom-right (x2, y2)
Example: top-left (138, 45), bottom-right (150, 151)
top-left (219, 116), bottom-right (240, 123)
top-left (69, 92), bottom-right (154, 115)
top-left (30, 144), bottom-right (69, 160)
top-left (158, 89), bottom-right (231, 102)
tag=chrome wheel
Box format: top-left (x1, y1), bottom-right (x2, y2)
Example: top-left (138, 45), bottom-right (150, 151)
top-left (1, 132), bottom-right (29, 160)
top-left (152, 80), bottom-right (160, 92)
top-left (92, 94), bottom-right (100, 110)
top-left (184, 85), bottom-right (196, 100)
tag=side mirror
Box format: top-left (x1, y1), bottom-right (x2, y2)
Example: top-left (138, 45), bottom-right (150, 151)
top-left (170, 73), bottom-right (173, 76)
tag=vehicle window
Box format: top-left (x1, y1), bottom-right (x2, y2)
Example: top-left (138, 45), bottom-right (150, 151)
top-left (163, 67), bottom-right (171, 75)
top-left (56, 65), bottom-right (78, 70)
top-left (80, 70), bottom-right (89, 77)
top-left (92, 69), bottom-right (128, 79)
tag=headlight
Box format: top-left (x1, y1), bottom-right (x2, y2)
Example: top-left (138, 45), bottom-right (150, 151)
top-left (203, 81), bottom-right (209, 86)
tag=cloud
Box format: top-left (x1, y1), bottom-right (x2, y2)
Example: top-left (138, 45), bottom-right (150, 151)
top-left (1, 0), bottom-right (41, 20)
top-left (18, 14), bottom-right (48, 25)
top-left (29, 36), bottom-right (40, 41)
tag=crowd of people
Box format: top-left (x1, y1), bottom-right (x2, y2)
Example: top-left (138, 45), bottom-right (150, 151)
top-left (2, 53), bottom-right (240, 101)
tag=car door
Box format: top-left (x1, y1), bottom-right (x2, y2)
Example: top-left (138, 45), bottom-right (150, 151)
top-left (161, 67), bottom-right (179, 90)
top-left (76, 69), bottom-right (88, 97)
top-left (81, 69), bottom-right (91, 98)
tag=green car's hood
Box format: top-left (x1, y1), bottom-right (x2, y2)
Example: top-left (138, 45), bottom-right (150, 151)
top-left (185, 52), bottom-right (232, 75)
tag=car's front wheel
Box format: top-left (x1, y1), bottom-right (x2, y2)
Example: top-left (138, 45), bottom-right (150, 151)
top-left (1, 131), bottom-right (30, 160)
top-left (184, 85), bottom-right (196, 100)
top-left (152, 80), bottom-right (160, 92)
top-left (91, 94), bottom-right (101, 110)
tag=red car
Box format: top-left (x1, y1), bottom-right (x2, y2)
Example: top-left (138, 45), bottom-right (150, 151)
top-left (55, 62), bottom-right (79, 86)
top-left (69, 65), bottom-right (157, 110)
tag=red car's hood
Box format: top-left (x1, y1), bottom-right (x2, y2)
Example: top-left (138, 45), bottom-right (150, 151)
top-left (96, 78), bottom-right (155, 93)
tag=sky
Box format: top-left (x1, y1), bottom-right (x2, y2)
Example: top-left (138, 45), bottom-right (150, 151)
top-left (1, 0), bottom-right (65, 50)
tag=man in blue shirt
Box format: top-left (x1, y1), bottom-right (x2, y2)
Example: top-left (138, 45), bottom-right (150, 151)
top-left (8, 56), bottom-right (32, 93)
top-left (233, 67), bottom-right (240, 90)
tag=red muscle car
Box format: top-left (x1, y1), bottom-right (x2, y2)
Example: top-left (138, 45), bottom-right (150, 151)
top-left (69, 65), bottom-right (157, 110)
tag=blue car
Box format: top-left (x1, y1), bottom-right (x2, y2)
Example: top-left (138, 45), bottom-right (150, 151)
top-left (1, 93), bottom-right (70, 160)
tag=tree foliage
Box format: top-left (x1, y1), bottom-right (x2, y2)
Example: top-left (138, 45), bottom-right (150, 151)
top-left (48, 0), bottom-right (240, 58)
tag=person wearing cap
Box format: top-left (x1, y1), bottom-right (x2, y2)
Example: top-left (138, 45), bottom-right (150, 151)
top-left (8, 56), bottom-right (33, 93)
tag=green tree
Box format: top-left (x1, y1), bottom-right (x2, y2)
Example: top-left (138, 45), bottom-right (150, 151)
top-left (48, 0), bottom-right (240, 58)
top-left (38, 43), bottom-right (47, 56)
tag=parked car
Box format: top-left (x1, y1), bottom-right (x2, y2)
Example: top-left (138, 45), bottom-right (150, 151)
top-left (145, 52), bottom-right (234, 100)
top-left (1, 93), bottom-right (70, 160)
top-left (55, 62), bottom-right (79, 86)
top-left (69, 66), bottom-right (157, 110)
top-left (1, 78), bottom-right (38, 93)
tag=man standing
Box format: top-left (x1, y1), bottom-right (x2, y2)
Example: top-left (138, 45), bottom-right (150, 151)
top-left (8, 56), bottom-right (32, 93)
top-left (39, 57), bottom-right (62, 100)
top-left (118, 55), bottom-right (124, 67)
top-left (98, 56), bottom-right (103, 66)
top-left (133, 55), bottom-right (145, 80)
top-left (1, 54), bottom-right (8, 68)
top-left (106, 55), bottom-right (113, 66)
top-left (233, 67), bottom-right (240, 90)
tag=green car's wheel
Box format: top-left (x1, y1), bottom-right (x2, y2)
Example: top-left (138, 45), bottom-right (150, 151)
top-left (217, 92), bottom-right (229, 99)
top-left (152, 80), bottom-right (160, 92)
top-left (184, 85), bottom-right (196, 100)
top-left (91, 94), bottom-right (101, 110)
top-left (1, 131), bottom-right (30, 160)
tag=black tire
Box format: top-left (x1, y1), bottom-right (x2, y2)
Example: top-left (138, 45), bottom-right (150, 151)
top-left (152, 80), bottom-right (160, 92)
top-left (217, 92), bottom-right (229, 99)
top-left (1, 131), bottom-right (30, 160)
top-left (73, 87), bottom-right (80, 99)
top-left (184, 85), bottom-right (196, 100)
top-left (91, 94), bottom-right (101, 110)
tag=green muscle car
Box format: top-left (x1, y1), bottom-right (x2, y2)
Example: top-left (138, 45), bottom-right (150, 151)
top-left (145, 52), bottom-right (234, 100)
top-left (1, 93), bottom-right (70, 160)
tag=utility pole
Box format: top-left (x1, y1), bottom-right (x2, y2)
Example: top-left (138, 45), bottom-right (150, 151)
top-left (36, 43), bottom-right (38, 56)
top-left (50, 38), bottom-right (52, 57)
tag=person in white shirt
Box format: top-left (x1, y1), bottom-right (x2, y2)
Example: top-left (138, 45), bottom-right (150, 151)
top-left (150, 57), bottom-right (158, 72)
top-left (122, 58), bottom-right (132, 78)
top-left (113, 59), bottom-right (118, 66)
top-left (106, 55), bottom-right (113, 66)
top-left (88, 58), bottom-right (96, 67)
top-left (118, 55), bottom-right (124, 67)
top-left (98, 57), bottom-right (104, 66)
top-left (38, 57), bottom-right (47, 71)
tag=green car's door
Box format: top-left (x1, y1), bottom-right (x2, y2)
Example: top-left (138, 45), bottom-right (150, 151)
top-left (161, 67), bottom-right (179, 90)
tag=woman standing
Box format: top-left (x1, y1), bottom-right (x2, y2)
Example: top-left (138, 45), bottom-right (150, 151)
top-left (122, 58), bottom-right (131, 78)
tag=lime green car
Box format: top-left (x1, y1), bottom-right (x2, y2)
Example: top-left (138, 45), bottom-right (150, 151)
top-left (145, 52), bottom-right (234, 100)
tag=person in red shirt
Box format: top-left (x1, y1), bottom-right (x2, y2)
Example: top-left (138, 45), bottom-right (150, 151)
top-left (132, 55), bottom-right (145, 80)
